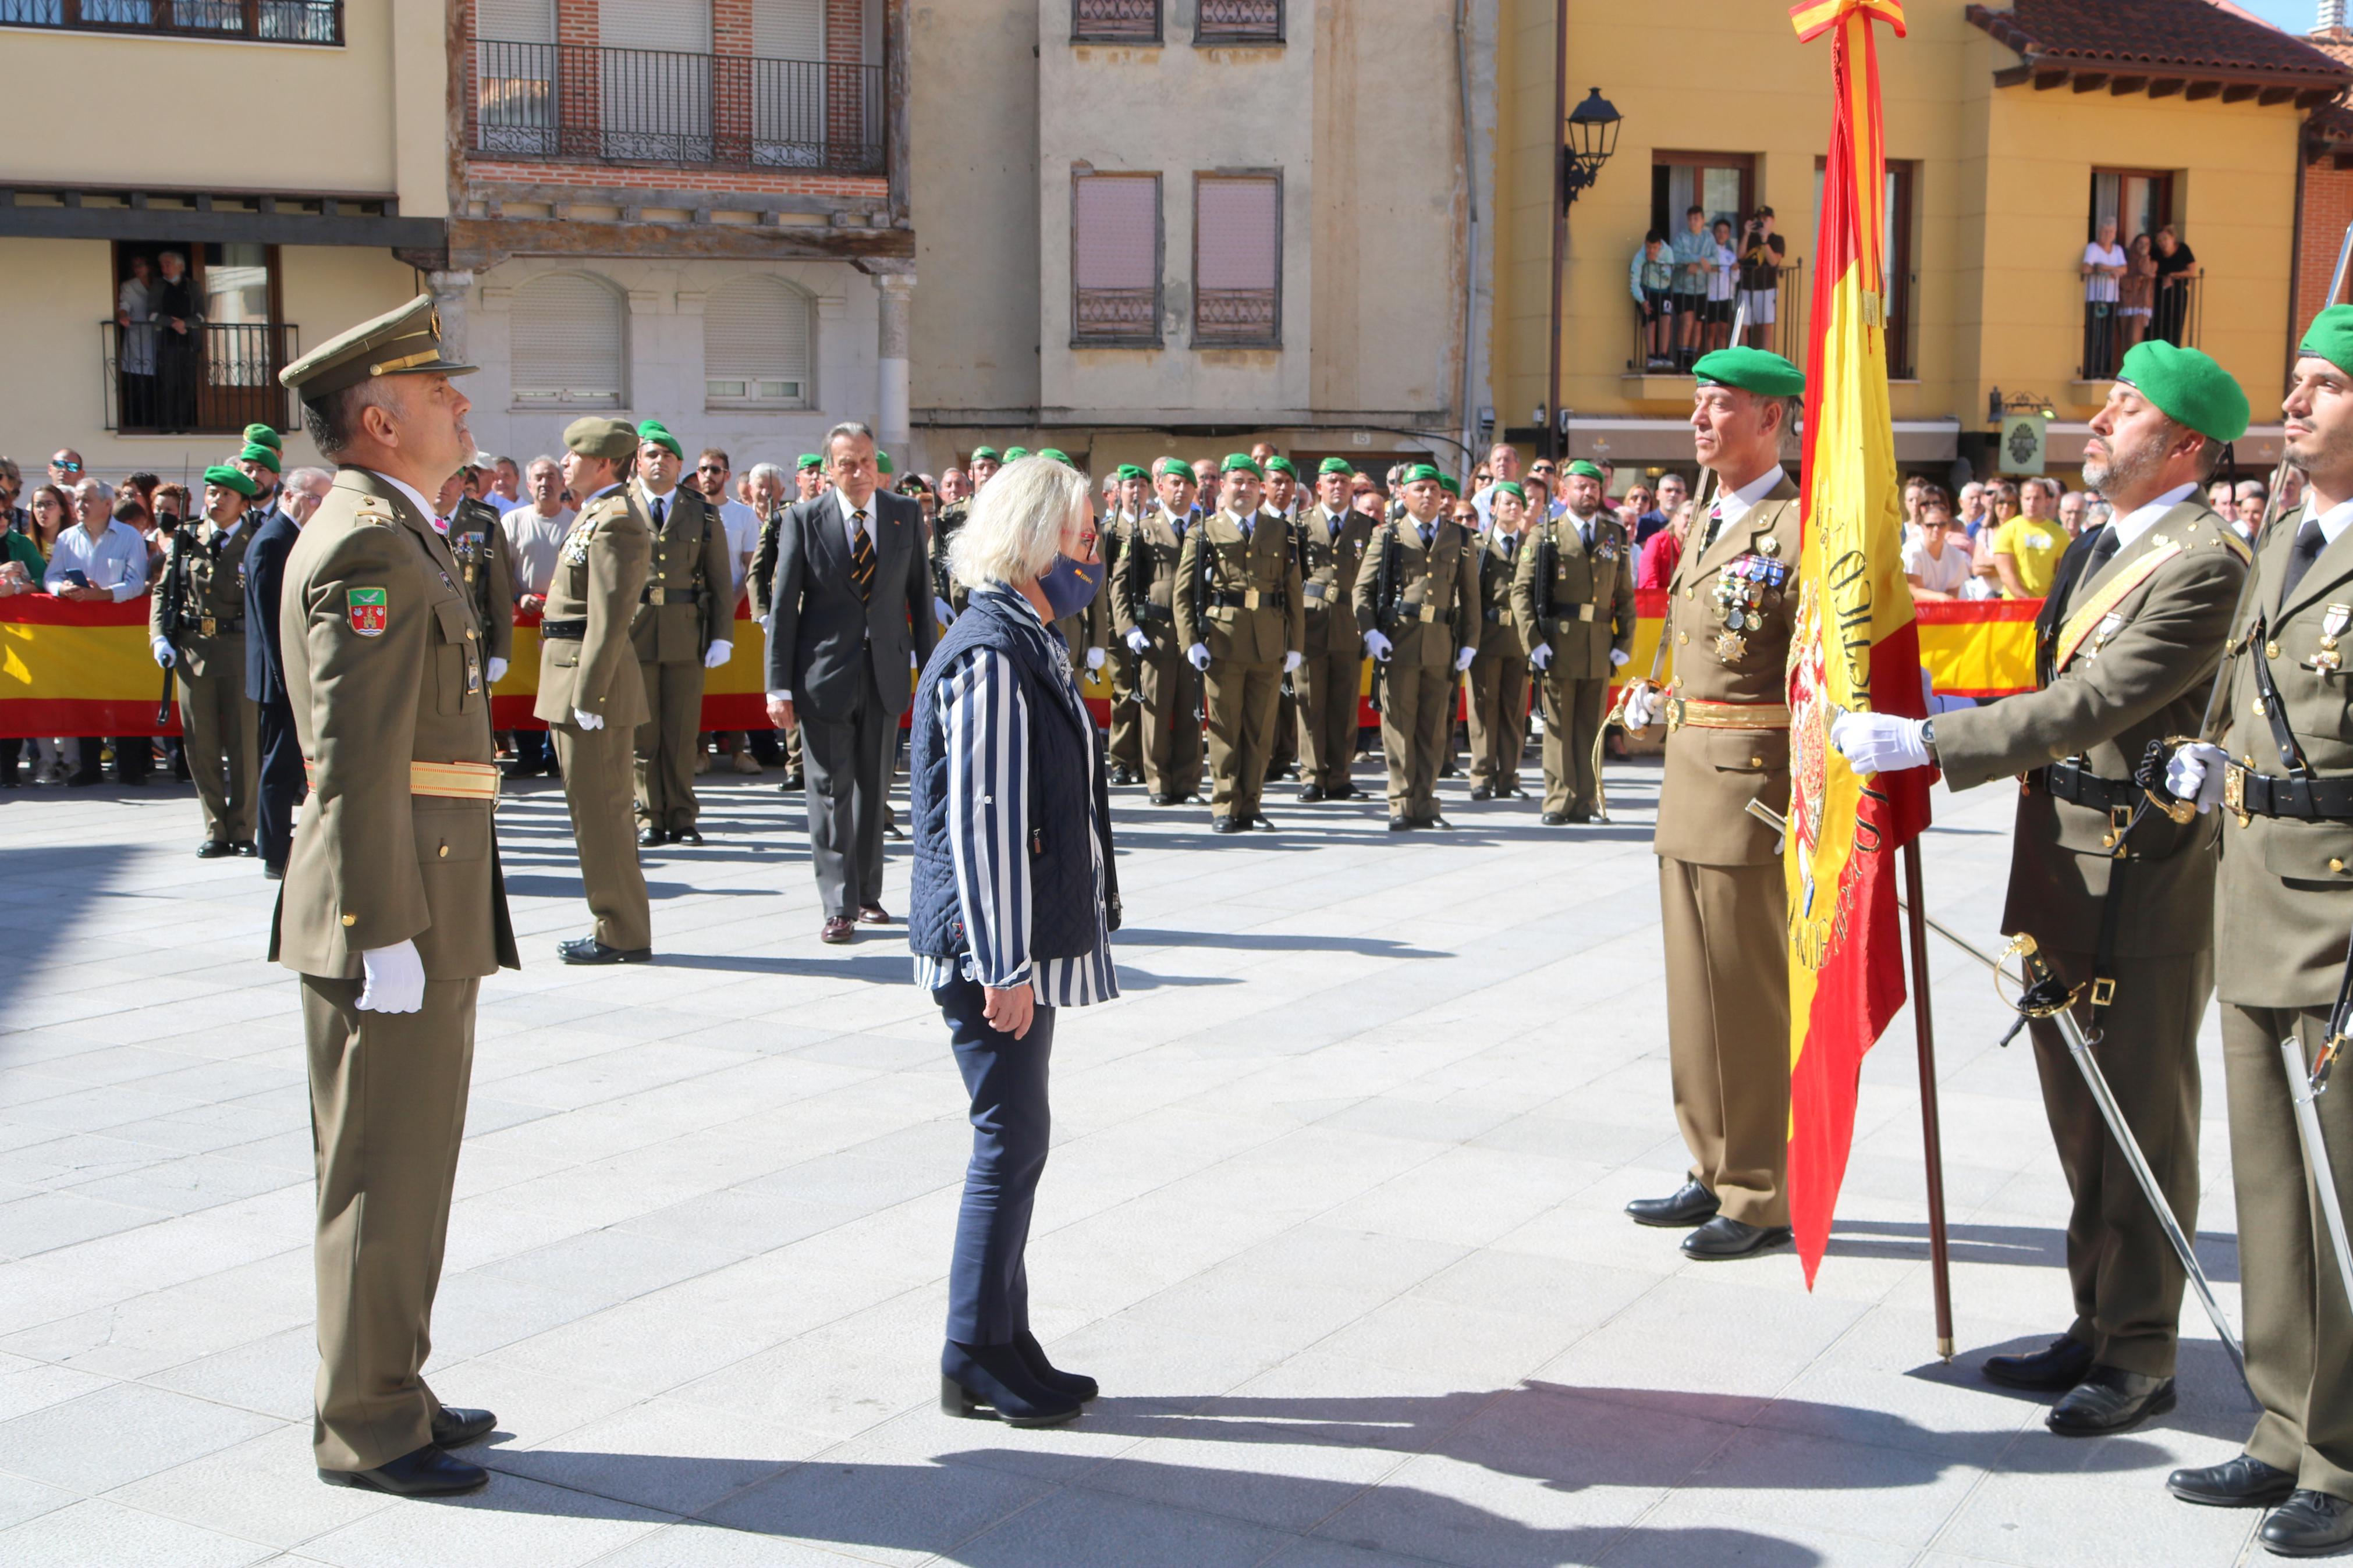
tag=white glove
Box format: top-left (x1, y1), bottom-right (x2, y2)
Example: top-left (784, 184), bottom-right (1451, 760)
top-left (702, 639), bottom-right (733, 670)
top-left (2166, 741), bottom-right (2230, 813)
top-left (1187, 642), bottom-right (1212, 671)
top-left (1126, 627), bottom-right (1148, 655)
top-left (935, 596), bottom-right (956, 626)
top-left (1529, 643), bottom-right (1553, 671)
top-left (1609, 648), bottom-right (1631, 669)
top-left (1085, 646), bottom-right (1106, 671)
top-left (1364, 630), bottom-right (1393, 662)
top-left (486, 655), bottom-right (509, 685)
top-left (573, 707), bottom-right (604, 731)
top-left (1454, 646), bottom-right (1477, 673)
top-left (151, 638), bottom-right (175, 668)
top-left (1283, 650), bottom-right (1303, 674)
top-left (1620, 682), bottom-right (1658, 731)
top-left (356, 940), bottom-right (425, 1015)
top-left (1830, 710), bottom-right (1932, 774)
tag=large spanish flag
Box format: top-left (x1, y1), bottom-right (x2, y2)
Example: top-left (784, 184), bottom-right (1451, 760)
top-left (1783, 0), bottom-right (1931, 1285)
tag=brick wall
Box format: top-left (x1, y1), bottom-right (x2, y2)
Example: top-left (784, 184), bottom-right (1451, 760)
top-left (470, 160), bottom-right (885, 201)
top-left (2300, 155), bottom-right (2353, 325)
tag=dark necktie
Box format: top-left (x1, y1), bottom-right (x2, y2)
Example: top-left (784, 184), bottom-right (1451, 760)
top-left (849, 508), bottom-right (875, 603)
top-left (2079, 524), bottom-right (2121, 584)
top-left (2281, 517), bottom-right (2329, 603)
top-left (650, 496), bottom-right (665, 530)
top-left (1418, 522), bottom-right (1435, 550)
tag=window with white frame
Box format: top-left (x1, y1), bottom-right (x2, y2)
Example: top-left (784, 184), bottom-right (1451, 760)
top-left (510, 272), bottom-right (625, 407)
top-left (704, 275), bottom-right (812, 407)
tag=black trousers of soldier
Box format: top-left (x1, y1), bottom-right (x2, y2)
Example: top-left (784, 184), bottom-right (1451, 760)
top-left (255, 694), bottom-right (304, 872)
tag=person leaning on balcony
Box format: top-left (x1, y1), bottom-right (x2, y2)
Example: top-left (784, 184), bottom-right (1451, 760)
top-left (2119, 232), bottom-right (2156, 353)
top-left (1736, 207), bottom-right (1784, 349)
top-left (151, 249), bottom-right (204, 435)
top-left (1994, 477), bottom-right (2068, 599)
top-left (2082, 218), bottom-right (2128, 376)
top-left (1630, 230), bottom-right (1676, 371)
top-left (1669, 204), bottom-right (1714, 371)
top-left (2152, 225), bottom-right (2199, 346)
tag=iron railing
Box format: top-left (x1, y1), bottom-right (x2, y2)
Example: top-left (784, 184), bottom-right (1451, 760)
top-left (1627, 258), bottom-right (1807, 375)
top-left (1075, 286), bottom-right (1158, 346)
top-left (2081, 271), bottom-right (2201, 381)
top-left (0, 1), bottom-right (341, 44)
top-left (101, 321), bottom-right (297, 436)
top-left (469, 38), bottom-right (885, 173)
top-left (1195, 286), bottom-right (1279, 346)
top-left (1197, 0), bottom-right (1282, 43)
top-left (1073, 0), bottom-right (1158, 42)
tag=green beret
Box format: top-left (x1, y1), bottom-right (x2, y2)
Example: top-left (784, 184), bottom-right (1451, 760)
top-left (796, 453), bottom-right (824, 472)
top-left (236, 443), bottom-right (282, 474)
top-left (1403, 463), bottom-right (1445, 486)
top-left (1154, 457), bottom-right (1193, 479)
top-left (1438, 473), bottom-right (1461, 496)
top-left (1264, 455), bottom-right (1298, 477)
top-left (1566, 460), bottom-right (1606, 481)
top-left (636, 420), bottom-right (683, 458)
top-left (1692, 345), bottom-right (1806, 398)
top-left (2117, 339), bottom-right (2249, 443)
top-left (1492, 480), bottom-right (1527, 502)
top-left (1318, 457), bottom-right (1355, 477)
top-left (202, 464), bottom-right (258, 497)
top-left (242, 423), bottom-right (282, 451)
top-left (1003, 446), bottom-right (1031, 461)
top-left (1221, 453), bottom-right (1265, 478)
top-left (1115, 464), bottom-right (1148, 481)
top-left (1036, 448), bottom-right (1071, 465)
top-left (564, 415), bottom-right (638, 461)
top-left (970, 445), bottom-right (1002, 463)
top-left (2303, 305), bottom-right (2353, 378)
top-left (876, 450), bottom-right (894, 474)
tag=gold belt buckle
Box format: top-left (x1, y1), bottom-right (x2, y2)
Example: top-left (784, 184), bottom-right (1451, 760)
top-left (2100, 801), bottom-right (2132, 852)
top-left (200, 614), bottom-right (217, 637)
top-left (2224, 763), bottom-right (2250, 827)
top-left (1665, 695), bottom-right (1688, 733)
top-left (2090, 976), bottom-right (2118, 1008)
top-left (647, 586), bottom-right (667, 606)
top-left (1243, 588), bottom-right (1261, 610)
top-left (1418, 603), bottom-right (1436, 624)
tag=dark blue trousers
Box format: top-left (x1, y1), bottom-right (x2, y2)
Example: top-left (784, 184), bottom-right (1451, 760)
top-left (255, 695), bottom-right (303, 870)
top-left (938, 973), bottom-right (1055, 1346)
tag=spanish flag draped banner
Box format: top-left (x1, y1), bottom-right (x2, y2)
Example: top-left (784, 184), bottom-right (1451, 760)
top-left (1783, 0), bottom-right (1932, 1286)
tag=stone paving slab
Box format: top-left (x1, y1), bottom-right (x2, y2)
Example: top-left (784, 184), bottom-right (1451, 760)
top-left (0, 752), bottom-right (2267, 1566)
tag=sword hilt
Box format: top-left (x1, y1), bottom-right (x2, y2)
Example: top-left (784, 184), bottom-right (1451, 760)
top-left (2317, 1035), bottom-right (2344, 1098)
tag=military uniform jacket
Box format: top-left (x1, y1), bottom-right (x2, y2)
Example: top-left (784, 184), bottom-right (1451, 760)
top-left (628, 486), bottom-right (733, 664)
top-left (1512, 510), bottom-right (1636, 678)
top-left (932, 497), bottom-right (971, 611)
top-left (1175, 509), bottom-right (1305, 665)
top-left (749, 505), bottom-right (786, 619)
top-left (1655, 477), bottom-right (1801, 866)
top-left (269, 468), bottom-right (517, 980)
top-left (446, 495), bottom-right (517, 665)
top-left (1474, 530), bottom-right (1534, 662)
top-left (1297, 504), bottom-right (1376, 657)
top-left (1112, 507), bottom-right (1191, 653)
top-left (1937, 499), bottom-right (2246, 956)
top-left (533, 488), bottom-right (653, 729)
top-left (1351, 514), bottom-right (1481, 670)
top-left (150, 516), bottom-right (253, 680)
top-left (2213, 503), bottom-right (2353, 1003)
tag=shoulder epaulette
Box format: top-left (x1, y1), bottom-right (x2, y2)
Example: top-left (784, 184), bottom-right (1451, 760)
top-left (2214, 527), bottom-right (2252, 564)
top-left (352, 497), bottom-right (396, 527)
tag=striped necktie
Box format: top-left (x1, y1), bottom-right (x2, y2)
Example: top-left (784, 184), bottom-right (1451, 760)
top-left (1701, 501), bottom-right (1724, 553)
top-left (849, 508), bottom-right (875, 603)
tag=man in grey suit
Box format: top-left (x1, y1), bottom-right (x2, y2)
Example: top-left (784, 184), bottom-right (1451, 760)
top-left (765, 421), bottom-right (935, 943)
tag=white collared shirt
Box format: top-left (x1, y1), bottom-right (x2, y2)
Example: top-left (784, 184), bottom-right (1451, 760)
top-left (373, 472), bottom-right (436, 527)
top-left (2107, 481), bottom-right (2202, 555)
top-left (832, 486), bottom-right (876, 553)
top-left (1713, 465), bottom-right (1788, 533)
top-left (637, 481), bottom-right (679, 527)
top-left (2308, 495), bottom-right (2353, 550)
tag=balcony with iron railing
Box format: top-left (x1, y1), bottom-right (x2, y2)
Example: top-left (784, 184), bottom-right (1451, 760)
top-left (469, 38), bottom-right (885, 174)
top-left (2079, 272), bottom-right (2201, 381)
top-left (0, 1), bottom-right (341, 44)
top-left (101, 321), bottom-right (297, 436)
top-left (1627, 259), bottom-right (1811, 379)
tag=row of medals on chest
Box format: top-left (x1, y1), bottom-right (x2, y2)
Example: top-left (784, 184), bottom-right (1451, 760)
top-left (1709, 533), bottom-right (1786, 663)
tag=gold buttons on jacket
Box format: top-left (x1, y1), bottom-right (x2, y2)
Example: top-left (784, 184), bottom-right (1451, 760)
top-left (2267, 641), bottom-right (2281, 659)
top-left (340, 913), bottom-right (357, 926)
top-left (438, 844), bottom-right (450, 858)
top-left (1677, 632), bottom-right (1688, 645)
top-left (2334, 859), bottom-right (2347, 873)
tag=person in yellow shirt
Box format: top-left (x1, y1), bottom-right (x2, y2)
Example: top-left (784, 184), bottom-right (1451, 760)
top-left (1992, 476), bottom-right (2068, 598)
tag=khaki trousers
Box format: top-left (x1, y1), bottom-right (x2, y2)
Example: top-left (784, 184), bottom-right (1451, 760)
top-left (634, 657), bottom-right (705, 832)
top-left (1106, 643), bottom-right (1144, 772)
top-left (1464, 653), bottom-right (1530, 792)
top-left (1137, 649), bottom-right (1202, 799)
top-left (1205, 658), bottom-right (1280, 821)
top-left (1296, 641), bottom-right (1362, 792)
top-left (179, 661), bottom-right (257, 841)
top-left (305, 972), bottom-right (478, 1471)
top-left (1660, 858), bottom-right (1790, 1226)
top-left (1540, 671), bottom-right (1610, 816)
top-left (2227, 1005), bottom-right (2353, 1498)
top-left (1378, 660), bottom-right (1451, 820)
top-left (2023, 945), bottom-right (2208, 1377)
top-left (553, 721), bottom-right (651, 951)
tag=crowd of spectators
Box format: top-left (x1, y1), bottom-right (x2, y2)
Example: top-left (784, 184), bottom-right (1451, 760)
top-left (2082, 221), bottom-right (2201, 376)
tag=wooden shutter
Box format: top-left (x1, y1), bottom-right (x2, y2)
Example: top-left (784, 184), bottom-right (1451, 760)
top-left (599, 0), bottom-right (710, 51)
top-left (704, 277), bottom-right (811, 407)
top-left (477, 0), bottom-right (555, 41)
top-left (1073, 172), bottom-right (1159, 344)
top-left (512, 274), bottom-right (624, 407)
top-left (1194, 174), bottom-right (1279, 344)
top-left (753, 0), bottom-right (823, 59)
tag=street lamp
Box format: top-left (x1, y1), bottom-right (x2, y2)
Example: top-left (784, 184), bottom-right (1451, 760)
top-left (1547, 75), bottom-right (1621, 461)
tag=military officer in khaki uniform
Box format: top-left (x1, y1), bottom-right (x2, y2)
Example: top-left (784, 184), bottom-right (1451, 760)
top-left (1619, 347), bottom-right (1804, 1261)
top-left (271, 296), bottom-right (517, 1495)
top-left (151, 463), bottom-right (262, 856)
top-left (1262, 455), bottom-right (1305, 785)
top-left (448, 453), bottom-right (516, 680)
top-left (625, 420), bottom-right (734, 845)
top-left (1353, 463), bottom-right (1479, 829)
top-left (1102, 463), bottom-right (1151, 784)
top-left (1297, 458), bottom-right (1374, 802)
top-left (1176, 454), bottom-right (1305, 831)
top-left (1838, 339), bottom-right (2251, 1435)
top-left (1516, 460), bottom-right (1637, 823)
top-left (1464, 481), bottom-right (1534, 800)
top-left (1115, 458), bottom-right (1206, 805)
top-left (538, 417), bottom-right (655, 962)
top-left (2160, 309), bottom-right (2353, 1552)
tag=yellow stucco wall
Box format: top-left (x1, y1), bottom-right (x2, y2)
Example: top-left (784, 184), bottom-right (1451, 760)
top-left (1493, 0), bottom-right (2307, 445)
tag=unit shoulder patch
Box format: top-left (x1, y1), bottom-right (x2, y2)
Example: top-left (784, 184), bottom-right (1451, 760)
top-left (347, 586), bottom-right (388, 636)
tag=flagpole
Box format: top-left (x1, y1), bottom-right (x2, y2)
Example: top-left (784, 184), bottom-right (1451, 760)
top-left (1900, 839), bottom-right (1955, 1361)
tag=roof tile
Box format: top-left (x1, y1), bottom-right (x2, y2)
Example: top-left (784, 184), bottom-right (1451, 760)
top-left (1968, 0), bottom-right (2351, 86)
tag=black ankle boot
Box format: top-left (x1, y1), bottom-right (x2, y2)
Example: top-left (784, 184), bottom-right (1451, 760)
top-left (1014, 1329), bottom-right (1098, 1403)
top-left (941, 1340), bottom-right (1081, 1428)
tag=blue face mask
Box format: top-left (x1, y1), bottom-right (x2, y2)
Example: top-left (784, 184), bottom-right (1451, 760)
top-left (1039, 552), bottom-right (1104, 620)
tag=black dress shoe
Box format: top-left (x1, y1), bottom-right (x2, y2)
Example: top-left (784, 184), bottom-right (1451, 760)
top-left (1542, 811), bottom-right (1570, 826)
top-left (638, 827), bottom-right (667, 848)
top-left (1211, 815), bottom-right (1244, 833)
top-left (2168, 1453), bottom-right (2298, 1509)
top-left (557, 936), bottom-right (652, 965)
top-left (1151, 792), bottom-right (1180, 806)
top-left (1298, 784), bottom-right (1325, 803)
top-left (1251, 815), bottom-right (1276, 830)
top-left (1626, 1179), bottom-right (1720, 1228)
top-left (430, 1406), bottom-right (498, 1448)
top-left (230, 840), bottom-right (260, 858)
top-left (196, 839), bottom-right (233, 858)
top-left (941, 1340), bottom-right (1081, 1428)
top-left (1982, 1335), bottom-right (2094, 1391)
top-left (1420, 814), bottom-right (1454, 830)
top-left (1470, 785), bottom-right (1493, 801)
top-left (779, 777), bottom-right (804, 794)
top-left (263, 864), bottom-right (285, 882)
top-left (1681, 1215), bottom-right (1793, 1260)
top-left (2046, 1364), bottom-right (2174, 1435)
top-left (1567, 809), bottom-right (1593, 824)
top-left (1389, 816), bottom-right (1412, 831)
top-left (674, 827), bottom-right (705, 846)
top-left (2262, 1490), bottom-right (2353, 1556)
top-left (1014, 1329), bottom-right (1098, 1403)
top-left (320, 1443), bottom-right (488, 1496)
